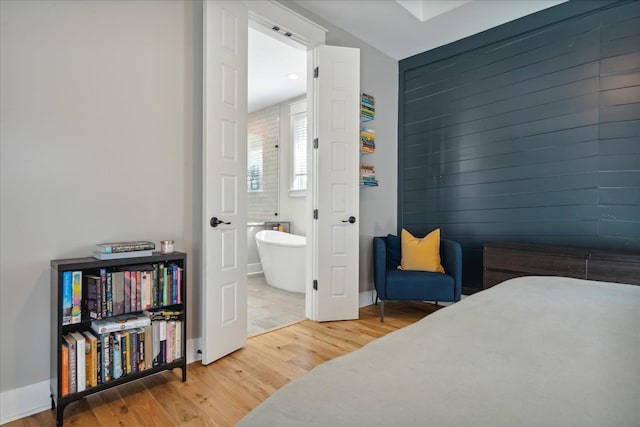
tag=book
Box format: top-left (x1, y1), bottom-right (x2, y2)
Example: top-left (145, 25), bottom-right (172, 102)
top-left (93, 250), bottom-right (153, 261)
top-left (98, 333), bottom-right (111, 383)
top-left (71, 271), bottom-right (82, 324)
top-left (82, 331), bottom-right (98, 388)
top-left (85, 275), bottom-right (101, 320)
top-left (112, 332), bottom-right (123, 380)
top-left (90, 313), bottom-right (151, 334)
top-left (96, 241), bottom-right (156, 254)
top-left (62, 271), bottom-right (73, 325)
top-left (124, 271), bottom-right (131, 314)
top-left (63, 334), bottom-right (77, 394)
top-left (143, 324), bottom-right (153, 370)
top-left (61, 342), bottom-right (69, 396)
top-left (137, 328), bottom-right (146, 371)
top-left (112, 271), bottom-right (125, 316)
top-left (70, 331), bottom-right (86, 392)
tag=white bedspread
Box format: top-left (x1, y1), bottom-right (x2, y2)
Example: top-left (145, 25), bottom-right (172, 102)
top-left (237, 276), bottom-right (640, 426)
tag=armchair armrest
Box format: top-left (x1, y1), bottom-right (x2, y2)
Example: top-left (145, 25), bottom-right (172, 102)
top-left (373, 237), bottom-right (387, 299)
top-left (440, 238), bottom-right (462, 301)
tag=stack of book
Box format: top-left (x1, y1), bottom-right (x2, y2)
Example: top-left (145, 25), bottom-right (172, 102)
top-left (360, 127), bottom-right (375, 153)
top-left (360, 163), bottom-right (378, 187)
top-left (93, 241), bottom-right (156, 260)
top-left (361, 92), bottom-right (375, 122)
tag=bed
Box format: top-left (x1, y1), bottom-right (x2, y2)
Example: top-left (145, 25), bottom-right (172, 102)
top-left (237, 276), bottom-right (640, 426)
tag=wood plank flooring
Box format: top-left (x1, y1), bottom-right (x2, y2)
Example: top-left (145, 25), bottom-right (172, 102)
top-left (7, 301), bottom-right (439, 427)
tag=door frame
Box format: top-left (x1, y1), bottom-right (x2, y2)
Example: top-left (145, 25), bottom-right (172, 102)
top-left (200, 0), bottom-right (327, 364)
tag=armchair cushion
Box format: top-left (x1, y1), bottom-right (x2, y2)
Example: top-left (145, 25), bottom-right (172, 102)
top-left (399, 228), bottom-right (444, 273)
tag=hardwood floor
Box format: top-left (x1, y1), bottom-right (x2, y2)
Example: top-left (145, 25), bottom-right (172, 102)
top-left (8, 301), bottom-right (439, 427)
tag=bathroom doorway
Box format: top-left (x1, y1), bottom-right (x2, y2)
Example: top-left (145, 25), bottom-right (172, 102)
top-left (246, 21), bottom-right (307, 335)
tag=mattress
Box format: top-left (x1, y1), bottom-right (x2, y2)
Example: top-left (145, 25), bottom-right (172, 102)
top-left (237, 276), bottom-right (640, 426)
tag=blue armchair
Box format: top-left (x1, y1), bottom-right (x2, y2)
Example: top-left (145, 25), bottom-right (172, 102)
top-left (373, 234), bottom-right (462, 322)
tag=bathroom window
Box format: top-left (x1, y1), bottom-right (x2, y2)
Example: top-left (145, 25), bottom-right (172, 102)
top-left (290, 99), bottom-right (307, 193)
top-left (247, 132), bottom-right (263, 192)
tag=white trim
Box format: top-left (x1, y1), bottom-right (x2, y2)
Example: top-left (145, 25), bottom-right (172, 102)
top-left (246, 1), bottom-right (327, 47)
top-left (0, 379), bottom-right (50, 425)
top-left (247, 262), bottom-right (263, 275)
top-left (359, 289), bottom-right (376, 308)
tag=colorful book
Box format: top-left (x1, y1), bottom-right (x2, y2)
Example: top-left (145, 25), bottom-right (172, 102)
top-left (63, 334), bottom-right (77, 394)
top-left (90, 313), bottom-right (152, 334)
top-left (124, 271), bottom-right (132, 314)
top-left (62, 271), bottom-right (73, 325)
top-left (112, 332), bottom-right (123, 380)
top-left (61, 342), bottom-right (69, 396)
top-left (96, 241), bottom-right (156, 254)
top-left (70, 332), bottom-right (86, 392)
top-left (71, 271), bottom-right (82, 324)
top-left (82, 331), bottom-right (98, 388)
top-left (99, 333), bottom-right (111, 384)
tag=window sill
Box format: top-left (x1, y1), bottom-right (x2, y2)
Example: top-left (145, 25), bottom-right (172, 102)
top-left (289, 189), bottom-right (306, 198)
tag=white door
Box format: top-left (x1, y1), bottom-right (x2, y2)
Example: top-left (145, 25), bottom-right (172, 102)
top-left (202, 0), bottom-right (248, 365)
top-left (310, 45), bottom-right (360, 322)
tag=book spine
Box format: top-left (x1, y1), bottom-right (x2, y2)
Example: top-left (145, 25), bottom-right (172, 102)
top-left (100, 269), bottom-right (107, 318)
top-left (61, 342), bottom-right (69, 396)
top-left (71, 271), bottom-right (82, 324)
top-left (101, 333), bottom-right (111, 383)
top-left (62, 271), bottom-right (73, 326)
top-left (72, 334), bottom-right (86, 392)
top-left (66, 336), bottom-right (77, 394)
top-left (171, 264), bottom-right (177, 305)
top-left (144, 325), bottom-right (153, 370)
top-left (105, 271), bottom-right (112, 317)
top-left (136, 271), bottom-right (142, 311)
top-left (177, 267), bottom-right (182, 304)
top-left (138, 328), bottom-right (146, 371)
top-left (82, 331), bottom-right (98, 388)
top-left (124, 331), bottom-right (132, 375)
top-left (152, 265), bottom-right (159, 308)
top-left (131, 271), bottom-right (137, 313)
top-left (130, 330), bottom-right (138, 374)
top-left (124, 271), bottom-right (131, 314)
top-left (97, 242), bottom-right (156, 253)
top-left (113, 272), bottom-right (124, 315)
top-left (86, 276), bottom-right (99, 320)
top-left (96, 337), bottom-right (102, 385)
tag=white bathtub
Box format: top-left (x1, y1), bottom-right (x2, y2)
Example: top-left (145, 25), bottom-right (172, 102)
top-left (255, 230), bottom-right (306, 294)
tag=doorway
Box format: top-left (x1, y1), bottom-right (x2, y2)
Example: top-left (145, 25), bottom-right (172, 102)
top-left (246, 22), bottom-right (307, 335)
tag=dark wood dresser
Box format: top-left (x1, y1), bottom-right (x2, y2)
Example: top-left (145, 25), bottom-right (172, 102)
top-left (483, 242), bottom-right (640, 289)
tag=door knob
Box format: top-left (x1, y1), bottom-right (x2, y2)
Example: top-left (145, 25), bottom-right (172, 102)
top-left (210, 217), bottom-right (231, 228)
top-left (342, 216), bottom-right (356, 224)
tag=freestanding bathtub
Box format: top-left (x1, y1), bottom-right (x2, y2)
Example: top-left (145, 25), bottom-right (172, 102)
top-left (255, 230), bottom-right (306, 294)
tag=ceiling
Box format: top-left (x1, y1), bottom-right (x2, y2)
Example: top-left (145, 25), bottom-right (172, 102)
top-left (248, 0), bottom-right (567, 112)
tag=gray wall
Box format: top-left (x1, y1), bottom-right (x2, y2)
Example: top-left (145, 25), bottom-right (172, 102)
top-left (398, 0), bottom-right (640, 289)
top-left (281, 1), bottom-right (399, 296)
top-left (0, 0), bottom-right (202, 398)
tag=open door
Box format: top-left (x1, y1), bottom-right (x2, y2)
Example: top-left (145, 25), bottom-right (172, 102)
top-left (309, 45), bottom-right (360, 322)
top-left (201, 0), bottom-right (248, 365)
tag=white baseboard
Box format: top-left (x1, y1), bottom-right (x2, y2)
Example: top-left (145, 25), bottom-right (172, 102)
top-left (247, 263), bottom-right (263, 275)
top-left (359, 289), bottom-right (376, 307)
top-left (0, 379), bottom-right (51, 425)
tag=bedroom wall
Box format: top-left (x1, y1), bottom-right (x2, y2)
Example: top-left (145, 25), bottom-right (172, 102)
top-left (0, 0), bottom-right (202, 420)
top-left (280, 1), bottom-right (399, 299)
top-left (398, 0), bottom-right (640, 290)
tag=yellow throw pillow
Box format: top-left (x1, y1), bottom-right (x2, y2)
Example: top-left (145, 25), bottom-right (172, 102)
top-left (399, 228), bottom-right (445, 273)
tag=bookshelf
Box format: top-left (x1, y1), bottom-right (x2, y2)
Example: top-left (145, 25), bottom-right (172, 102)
top-left (50, 252), bottom-right (187, 427)
top-left (360, 92), bottom-right (378, 187)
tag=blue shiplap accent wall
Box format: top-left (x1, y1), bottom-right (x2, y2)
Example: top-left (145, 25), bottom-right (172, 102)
top-left (398, 0), bottom-right (640, 290)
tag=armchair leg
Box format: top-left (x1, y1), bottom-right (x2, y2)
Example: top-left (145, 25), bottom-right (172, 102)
top-left (380, 300), bottom-right (384, 323)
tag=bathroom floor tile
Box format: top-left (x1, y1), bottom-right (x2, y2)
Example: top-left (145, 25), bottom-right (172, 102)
top-left (248, 273), bottom-right (305, 336)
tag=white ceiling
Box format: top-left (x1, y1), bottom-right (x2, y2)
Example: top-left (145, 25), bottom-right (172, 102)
top-left (291, 0), bottom-right (567, 61)
top-left (248, 25), bottom-right (307, 113)
top-left (248, 0), bottom-right (567, 111)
